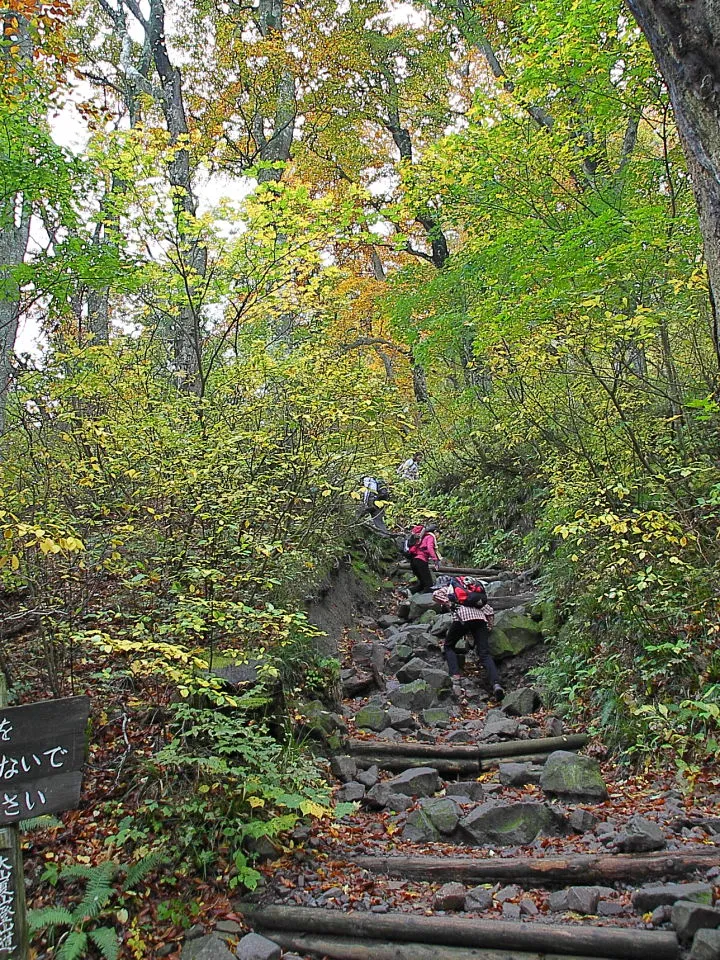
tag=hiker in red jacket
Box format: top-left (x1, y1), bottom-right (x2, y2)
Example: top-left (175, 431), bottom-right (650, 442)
top-left (406, 523), bottom-right (442, 593)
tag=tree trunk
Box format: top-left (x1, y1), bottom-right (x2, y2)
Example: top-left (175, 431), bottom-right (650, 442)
top-left (625, 0), bottom-right (720, 372)
top-left (354, 848), bottom-right (720, 886)
top-left (348, 733), bottom-right (589, 760)
top-left (0, 15), bottom-right (32, 439)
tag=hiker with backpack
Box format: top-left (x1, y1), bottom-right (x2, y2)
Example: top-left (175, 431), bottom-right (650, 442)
top-left (404, 523), bottom-right (442, 592)
top-left (432, 576), bottom-right (505, 700)
top-left (360, 476), bottom-right (393, 536)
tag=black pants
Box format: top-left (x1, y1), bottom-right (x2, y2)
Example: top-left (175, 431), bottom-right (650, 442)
top-left (444, 619), bottom-right (500, 687)
top-left (410, 557), bottom-right (434, 593)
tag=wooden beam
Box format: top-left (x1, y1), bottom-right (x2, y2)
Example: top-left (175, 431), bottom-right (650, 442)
top-left (347, 734), bottom-right (589, 760)
top-left (240, 905), bottom-right (678, 960)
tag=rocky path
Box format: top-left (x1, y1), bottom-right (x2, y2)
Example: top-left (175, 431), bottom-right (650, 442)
top-left (199, 567), bottom-right (719, 960)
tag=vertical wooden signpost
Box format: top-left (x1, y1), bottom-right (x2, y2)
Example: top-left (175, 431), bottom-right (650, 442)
top-left (0, 681), bottom-right (90, 960)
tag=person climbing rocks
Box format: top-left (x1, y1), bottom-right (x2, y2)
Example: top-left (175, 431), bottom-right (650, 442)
top-left (405, 523), bottom-right (442, 592)
top-left (432, 578), bottom-right (504, 700)
top-left (397, 451), bottom-right (422, 481)
top-left (360, 475), bottom-right (393, 536)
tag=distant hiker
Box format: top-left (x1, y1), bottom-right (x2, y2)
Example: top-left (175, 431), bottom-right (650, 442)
top-left (397, 452), bottom-right (422, 481)
top-left (433, 576), bottom-right (504, 700)
top-left (404, 523), bottom-right (442, 592)
top-left (360, 475), bottom-right (393, 536)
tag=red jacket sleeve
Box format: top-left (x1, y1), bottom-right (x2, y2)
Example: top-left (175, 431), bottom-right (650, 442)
top-left (423, 533), bottom-right (439, 561)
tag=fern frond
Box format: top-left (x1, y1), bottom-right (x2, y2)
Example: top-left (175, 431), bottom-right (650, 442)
top-left (123, 852), bottom-right (167, 891)
top-left (21, 814), bottom-right (63, 834)
top-left (57, 930), bottom-right (88, 960)
top-left (27, 906), bottom-right (74, 931)
top-left (60, 864), bottom-right (103, 882)
top-left (75, 865), bottom-right (116, 920)
top-left (89, 926), bottom-right (120, 960)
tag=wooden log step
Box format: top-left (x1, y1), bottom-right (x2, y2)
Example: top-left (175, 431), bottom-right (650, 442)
top-left (268, 931), bottom-right (626, 960)
top-left (399, 563), bottom-right (511, 578)
top-left (354, 754), bottom-right (480, 775)
top-left (240, 904), bottom-right (678, 960)
top-left (353, 848), bottom-right (720, 886)
top-left (348, 734), bottom-right (589, 760)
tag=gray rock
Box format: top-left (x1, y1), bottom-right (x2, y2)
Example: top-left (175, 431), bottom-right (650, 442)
top-left (376, 727), bottom-right (401, 740)
top-left (364, 783), bottom-right (413, 810)
top-left (387, 643), bottom-right (414, 673)
top-left (540, 751), bottom-right (609, 801)
top-left (419, 796), bottom-right (460, 835)
top-left (599, 901), bottom-right (626, 917)
top-left (446, 780), bottom-right (485, 801)
top-left (545, 717), bottom-right (564, 737)
top-left (496, 884), bottom-right (522, 902)
top-left (396, 657), bottom-right (432, 684)
top-left (337, 781), bottom-right (365, 802)
top-left (388, 766), bottom-right (442, 797)
top-left (378, 614), bottom-right (403, 629)
top-left (422, 707), bottom-right (451, 727)
top-left (408, 592), bottom-right (441, 620)
top-left (403, 807), bottom-right (440, 842)
top-left (421, 667), bottom-right (453, 695)
top-left (434, 882), bottom-right (467, 911)
top-left (181, 934), bottom-right (235, 960)
top-left (430, 613), bottom-right (454, 637)
top-left (356, 765), bottom-right (379, 788)
top-left (502, 903), bottom-right (521, 919)
top-left (672, 901), bottom-right (720, 943)
top-left (615, 816), bottom-right (666, 853)
top-left (499, 762), bottom-right (542, 787)
top-left (355, 703), bottom-right (390, 732)
top-left (549, 886), bottom-right (601, 915)
top-left (388, 707), bottom-right (415, 730)
top-left (460, 800), bottom-right (566, 846)
top-left (351, 641), bottom-right (385, 673)
top-left (489, 613), bottom-right (542, 659)
top-left (691, 929), bottom-right (720, 960)
top-left (236, 933), bottom-right (281, 960)
top-left (632, 882), bottom-right (714, 913)
top-left (480, 717), bottom-right (520, 740)
top-left (465, 886), bottom-right (493, 911)
top-left (301, 700), bottom-right (345, 735)
top-left (568, 808), bottom-right (599, 833)
top-left (331, 755), bottom-right (357, 783)
top-left (388, 679), bottom-right (435, 712)
top-left (651, 905), bottom-right (673, 926)
top-left (502, 687), bottom-right (542, 716)
top-left (520, 898), bottom-right (539, 917)
top-left (446, 730), bottom-right (474, 743)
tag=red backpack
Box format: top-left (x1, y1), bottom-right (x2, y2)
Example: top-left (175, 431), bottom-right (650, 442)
top-left (451, 576), bottom-right (488, 608)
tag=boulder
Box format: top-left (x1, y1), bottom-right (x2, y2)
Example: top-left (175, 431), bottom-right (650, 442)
top-left (632, 882), bottom-right (714, 913)
top-left (342, 668), bottom-right (377, 698)
top-left (480, 717), bottom-right (521, 740)
top-left (690, 929), bottom-right (720, 960)
top-left (549, 887), bottom-right (601, 915)
top-left (236, 933), bottom-right (282, 960)
top-left (419, 796), bottom-right (460, 835)
top-left (387, 766), bottom-right (442, 797)
top-left (465, 886), bottom-right (493, 911)
top-left (356, 765), bottom-right (379, 788)
top-left (499, 762), bottom-right (542, 788)
top-left (388, 679), bottom-right (435, 712)
top-left (337, 781), bottom-right (365, 802)
top-left (378, 614), bottom-right (403, 629)
top-left (331, 755), bottom-right (357, 783)
top-left (364, 783), bottom-right (414, 811)
top-left (403, 807), bottom-right (441, 842)
top-left (396, 657), bottom-right (432, 684)
top-left (433, 882), bottom-right (467, 911)
top-left (355, 703), bottom-right (390, 732)
top-left (446, 780), bottom-right (485, 801)
top-left (568, 808), bottom-right (599, 833)
top-left (181, 935), bottom-right (236, 960)
top-left (540, 751), bottom-right (608, 801)
top-left (460, 801), bottom-right (566, 846)
top-left (545, 717), bottom-right (564, 738)
top-left (430, 613), bottom-right (454, 637)
top-left (408, 592), bottom-right (440, 620)
top-left (300, 700), bottom-right (346, 736)
top-left (387, 644), bottom-right (414, 673)
top-left (615, 816), bottom-right (666, 853)
top-left (422, 707), bottom-right (451, 727)
top-left (502, 687), bottom-right (542, 717)
top-left (672, 902), bottom-right (720, 943)
top-left (489, 613), bottom-right (542, 660)
top-left (351, 641), bottom-right (384, 673)
top-left (387, 707), bottom-right (415, 730)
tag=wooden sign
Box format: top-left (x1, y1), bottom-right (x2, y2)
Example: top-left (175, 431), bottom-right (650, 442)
top-left (0, 697), bottom-right (90, 827)
top-left (0, 693), bottom-right (90, 960)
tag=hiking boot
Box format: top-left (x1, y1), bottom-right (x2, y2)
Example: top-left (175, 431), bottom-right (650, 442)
top-left (493, 684), bottom-right (505, 702)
